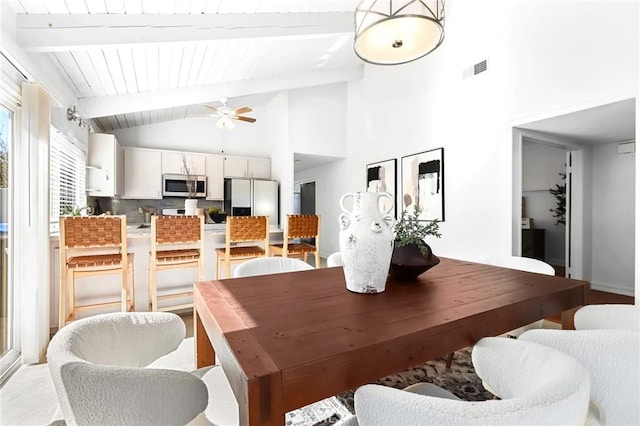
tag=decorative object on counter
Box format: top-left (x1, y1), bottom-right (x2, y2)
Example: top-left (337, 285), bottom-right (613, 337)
top-left (366, 158), bottom-right (397, 218)
top-left (401, 148), bottom-right (445, 221)
top-left (183, 155), bottom-right (198, 215)
top-left (60, 204), bottom-right (89, 216)
top-left (390, 206), bottom-right (441, 280)
top-left (207, 205), bottom-right (227, 223)
top-left (339, 192), bottom-right (394, 293)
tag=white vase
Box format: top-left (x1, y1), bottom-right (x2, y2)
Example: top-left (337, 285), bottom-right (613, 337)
top-left (339, 192), bottom-right (395, 293)
top-left (184, 198), bottom-right (198, 216)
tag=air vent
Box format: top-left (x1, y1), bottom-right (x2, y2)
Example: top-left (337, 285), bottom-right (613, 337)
top-left (617, 141), bottom-right (635, 154)
top-left (474, 60), bottom-right (487, 75)
top-left (462, 58), bottom-right (489, 79)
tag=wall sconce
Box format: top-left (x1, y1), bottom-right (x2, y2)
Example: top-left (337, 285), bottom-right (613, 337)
top-left (66, 105), bottom-right (91, 128)
top-left (354, 0), bottom-right (445, 65)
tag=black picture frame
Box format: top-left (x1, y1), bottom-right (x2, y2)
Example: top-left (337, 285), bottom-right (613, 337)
top-left (401, 148), bottom-right (445, 221)
top-left (366, 158), bottom-right (397, 218)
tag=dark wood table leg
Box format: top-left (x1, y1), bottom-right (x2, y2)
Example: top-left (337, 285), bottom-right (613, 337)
top-left (195, 307), bottom-right (215, 368)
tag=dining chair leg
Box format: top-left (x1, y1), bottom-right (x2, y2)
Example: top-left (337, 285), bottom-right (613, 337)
top-left (446, 352), bottom-right (454, 369)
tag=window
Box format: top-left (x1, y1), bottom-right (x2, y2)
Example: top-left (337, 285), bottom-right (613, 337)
top-left (50, 126), bottom-right (86, 230)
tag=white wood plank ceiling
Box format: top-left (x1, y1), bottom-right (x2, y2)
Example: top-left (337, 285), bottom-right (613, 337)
top-left (9, 0), bottom-right (363, 131)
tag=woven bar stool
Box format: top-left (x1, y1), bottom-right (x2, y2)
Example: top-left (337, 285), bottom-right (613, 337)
top-left (215, 216), bottom-right (270, 279)
top-left (270, 214), bottom-right (320, 268)
top-left (58, 215), bottom-right (134, 330)
top-left (149, 215), bottom-right (204, 312)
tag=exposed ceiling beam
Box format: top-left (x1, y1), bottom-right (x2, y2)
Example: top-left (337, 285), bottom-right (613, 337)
top-left (78, 66), bottom-right (363, 118)
top-left (17, 12), bottom-right (354, 52)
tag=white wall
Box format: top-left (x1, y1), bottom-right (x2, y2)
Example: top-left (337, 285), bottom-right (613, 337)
top-left (522, 141), bottom-right (566, 265)
top-left (305, 0), bottom-right (639, 268)
top-left (591, 142), bottom-right (635, 295)
top-left (108, 107), bottom-right (270, 157)
top-left (289, 83), bottom-right (348, 157)
top-left (267, 91), bottom-right (292, 226)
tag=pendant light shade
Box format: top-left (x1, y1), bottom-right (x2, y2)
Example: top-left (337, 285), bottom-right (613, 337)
top-left (354, 0), bottom-right (445, 65)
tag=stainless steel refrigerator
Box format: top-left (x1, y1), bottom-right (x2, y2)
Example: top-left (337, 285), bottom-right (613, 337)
top-left (224, 178), bottom-right (279, 225)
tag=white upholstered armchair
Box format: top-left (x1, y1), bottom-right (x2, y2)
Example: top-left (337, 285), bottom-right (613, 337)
top-left (521, 328), bottom-right (639, 425)
top-left (347, 337), bottom-right (591, 425)
top-left (574, 304), bottom-right (639, 331)
top-left (47, 312), bottom-right (237, 426)
top-left (232, 256), bottom-right (313, 277)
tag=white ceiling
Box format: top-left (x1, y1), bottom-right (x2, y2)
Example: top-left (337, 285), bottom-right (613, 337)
top-left (9, 0), bottom-right (363, 131)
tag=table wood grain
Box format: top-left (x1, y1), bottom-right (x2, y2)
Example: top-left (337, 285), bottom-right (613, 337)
top-left (194, 257), bottom-right (589, 425)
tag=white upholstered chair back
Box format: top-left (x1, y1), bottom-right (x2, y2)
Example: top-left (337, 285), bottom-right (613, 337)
top-left (521, 329), bottom-right (639, 425)
top-left (574, 304), bottom-right (639, 331)
top-left (352, 337), bottom-right (591, 425)
top-left (233, 256), bottom-right (314, 277)
top-left (487, 256), bottom-right (555, 275)
top-left (327, 252), bottom-right (343, 267)
top-left (47, 312), bottom-right (208, 426)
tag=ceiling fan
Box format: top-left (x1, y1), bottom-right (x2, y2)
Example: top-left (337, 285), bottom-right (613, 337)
top-left (201, 98), bottom-right (256, 129)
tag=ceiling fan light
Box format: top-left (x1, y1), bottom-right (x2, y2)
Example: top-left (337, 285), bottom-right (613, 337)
top-left (354, 0), bottom-right (445, 65)
top-left (216, 116), bottom-right (235, 129)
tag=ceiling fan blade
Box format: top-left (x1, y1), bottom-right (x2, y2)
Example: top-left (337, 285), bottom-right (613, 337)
top-left (234, 116), bottom-right (256, 123)
top-left (233, 106), bottom-right (252, 115)
top-left (204, 105), bottom-right (221, 114)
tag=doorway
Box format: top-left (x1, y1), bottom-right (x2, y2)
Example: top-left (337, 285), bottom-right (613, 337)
top-left (295, 181), bottom-right (316, 244)
top-left (513, 98), bottom-right (636, 296)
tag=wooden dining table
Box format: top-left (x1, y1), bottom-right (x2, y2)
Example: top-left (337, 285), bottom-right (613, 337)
top-left (193, 257), bottom-right (589, 425)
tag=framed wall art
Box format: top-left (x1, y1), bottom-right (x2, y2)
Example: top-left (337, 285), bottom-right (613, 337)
top-left (401, 148), bottom-right (444, 221)
top-left (366, 158), bottom-right (397, 218)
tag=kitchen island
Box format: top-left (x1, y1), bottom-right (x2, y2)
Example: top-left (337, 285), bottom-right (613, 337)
top-left (49, 223), bottom-right (284, 328)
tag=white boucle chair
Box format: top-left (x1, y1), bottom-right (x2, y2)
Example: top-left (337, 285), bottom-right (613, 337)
top-left (487, 255), bottom-right (556, 275)
top-left (326, 252), bottom-right (343, 267)
top-left (232, 256), bottom-right (314, 278)
top-left (347, 337), bottom-right (591, 426)
top-left (47, 312), bottom-right (238, 426)
top-left (574, 304), bottom-right (639, 330)
top-left (521, 328), bottom-right (639, 425)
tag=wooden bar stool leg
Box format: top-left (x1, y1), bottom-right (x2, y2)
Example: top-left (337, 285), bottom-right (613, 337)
top-left (314, 251), bottom-right (320, 269)
top-left (149, 264), bottom-right (157, 312)
top-left (128, 262), bottom-right (135, 311)
top-left (69, 270), bottom-right (76, 322)
top-left (216, 255), bottom-right (222, 280)
top-left (59, 268), bottom-right (67, 330)
top-left (225, 258), bottom-right (231, 279)
top-left (121, 268), bottom-right (128, 312)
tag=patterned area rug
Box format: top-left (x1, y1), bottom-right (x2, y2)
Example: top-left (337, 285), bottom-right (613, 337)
top-left (287, 347), bottom-right (496, 426)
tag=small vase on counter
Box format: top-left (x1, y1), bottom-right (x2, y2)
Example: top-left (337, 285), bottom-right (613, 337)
top-left (338, 191), bottom-right (395, 294)
top-left (184, 198), bottom-right (198, 216)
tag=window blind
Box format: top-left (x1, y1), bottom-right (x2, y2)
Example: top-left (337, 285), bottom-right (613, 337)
top-left (50, 126), bottom-right (86, 226)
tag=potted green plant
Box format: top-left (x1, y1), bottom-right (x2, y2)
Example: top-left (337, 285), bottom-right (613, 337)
top-left (390, 206), bottom-right (441, 280)
top-left (207, 205), bottom-right (227, 223)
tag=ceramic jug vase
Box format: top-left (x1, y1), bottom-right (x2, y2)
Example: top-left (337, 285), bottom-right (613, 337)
top-left (339, 192), bottom-right (395, 293)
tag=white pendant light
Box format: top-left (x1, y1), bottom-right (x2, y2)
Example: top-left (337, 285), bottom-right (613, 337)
top-left (354, 0), bottom-right (445, 65)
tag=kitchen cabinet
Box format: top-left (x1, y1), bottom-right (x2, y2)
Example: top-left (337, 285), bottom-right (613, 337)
top-left (86, 133), bottom-right (123, 197)
top-left (224, 156), bottom-right (271, 179)
top-left (123, 148), bottom-right (162, 199)
top-left (248, 158), bottom-right (271, 179)
top-left (162, 152), bottom-right (205, 175)
top-left (205, 155), bottom-right (224, 200)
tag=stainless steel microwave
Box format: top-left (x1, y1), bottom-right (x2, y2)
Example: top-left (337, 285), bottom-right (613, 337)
top-left (162, 174), bottom-right (207, 198)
